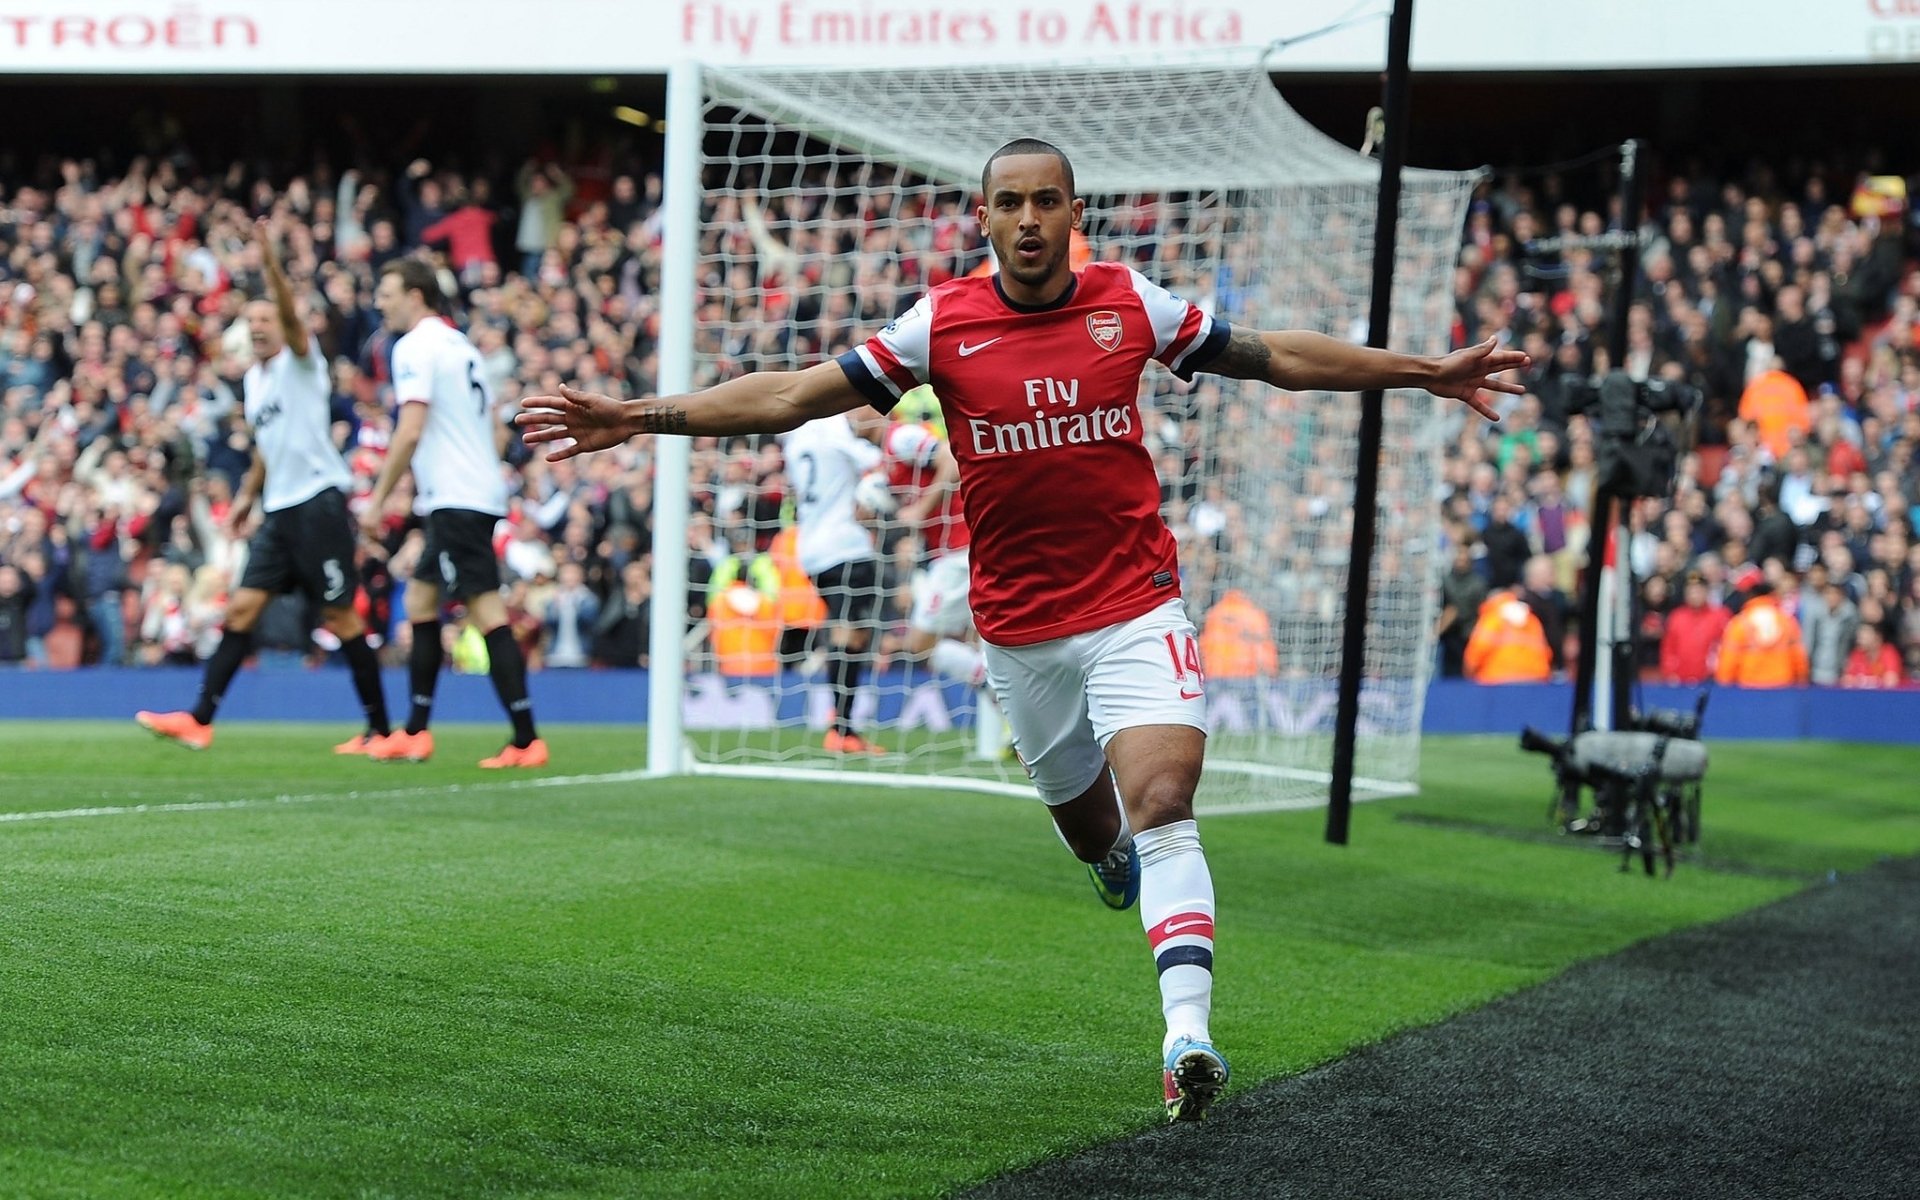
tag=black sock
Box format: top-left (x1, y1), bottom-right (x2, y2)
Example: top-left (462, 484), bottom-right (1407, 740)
top-left (829, 649), bottom-right (865, 737)
top-left (340, 633), bottom-right (390, 736)
top-left (406, 620), bottom-right (444, 735)
top-left (191, 629), bottom-right (255, 725)
top-left (483, 625), bottom-right (538, 748)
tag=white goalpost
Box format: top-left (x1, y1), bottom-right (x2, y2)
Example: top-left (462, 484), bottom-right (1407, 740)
top-left (649, 57), bottom-right (1477, 813)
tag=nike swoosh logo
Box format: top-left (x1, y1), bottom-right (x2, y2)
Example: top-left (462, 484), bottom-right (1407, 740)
top-left (957, 337), bottom-right (1002, 357)
top-left (1179, 688), bottom-right (1204, 700)
top-left (1163, 918), bottom-right (1210, 935)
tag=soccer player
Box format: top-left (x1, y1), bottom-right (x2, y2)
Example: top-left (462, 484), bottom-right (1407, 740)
top-left (782, 411), bottom-right (889, 754)
top-left (137, 219), bottom-right (391, 753)
top-left (874, 410), bottom-right (986, 689)
top-left (517, 138), bottom-right (1523, 1120)
top-left (360, 258), bottom-right (547, 768)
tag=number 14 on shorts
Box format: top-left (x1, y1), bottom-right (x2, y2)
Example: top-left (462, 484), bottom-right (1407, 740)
top-left (1165, 632), bottom-right (1205, 701)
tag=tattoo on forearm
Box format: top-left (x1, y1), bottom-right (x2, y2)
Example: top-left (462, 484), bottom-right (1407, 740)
top-left (1211, 327), bottom-right (1273, 381)
top-left (634, 405), bottom-right (689, 434)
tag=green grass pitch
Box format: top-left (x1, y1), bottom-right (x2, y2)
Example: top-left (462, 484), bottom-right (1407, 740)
top-left (3, 723), bottom-right (1916, 1198)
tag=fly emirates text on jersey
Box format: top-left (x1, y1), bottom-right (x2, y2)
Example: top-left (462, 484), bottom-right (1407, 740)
top-left (967, 376), bottom-right (1134, 457)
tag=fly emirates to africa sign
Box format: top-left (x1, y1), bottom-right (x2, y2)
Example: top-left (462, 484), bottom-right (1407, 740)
top-left (680, 0), bottom-right (1244, 57)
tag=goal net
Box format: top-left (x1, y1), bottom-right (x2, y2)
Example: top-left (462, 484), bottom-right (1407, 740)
top-left (660, 59), bottom-right (1477, 813)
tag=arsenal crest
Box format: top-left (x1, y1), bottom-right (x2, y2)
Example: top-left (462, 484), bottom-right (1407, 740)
top-left (1087, 310), bottom-right (1123, 352)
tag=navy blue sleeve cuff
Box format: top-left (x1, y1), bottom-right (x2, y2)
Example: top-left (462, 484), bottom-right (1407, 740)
top-left (836, 349), bottom-right (901, 413)
top-left (1172, 318), bottom-right (1232, 382)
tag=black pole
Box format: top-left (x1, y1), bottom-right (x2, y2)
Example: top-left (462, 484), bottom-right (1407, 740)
top-left (1569, 139), bottom-right (1643, 734)
top-left (1327, 0), bottom-right (1414, 846)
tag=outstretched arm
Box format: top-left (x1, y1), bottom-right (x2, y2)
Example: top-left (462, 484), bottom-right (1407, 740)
top-left (515, 360), bottom-right (871, 462)
top-left (1207, 329), bottom-right (1526, 421)
top-left (255, 218), bottom-right (311, 358)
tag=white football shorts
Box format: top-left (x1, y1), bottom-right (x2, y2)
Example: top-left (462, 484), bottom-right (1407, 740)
top-left (982, 597), bottom-right (1209, 805)
top-left (909, 549), bottom-right (973, 638)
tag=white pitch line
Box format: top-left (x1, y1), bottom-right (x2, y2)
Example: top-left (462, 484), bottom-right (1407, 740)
top-left (0, 768), bottom-right (654, 825)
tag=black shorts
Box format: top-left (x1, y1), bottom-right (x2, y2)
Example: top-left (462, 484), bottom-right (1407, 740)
top-left (810, 558), bottom-right (880, 626)
top-left (420, 507), bottom-right (503, 600)
top-left (240, 488), bottom-right (359, 607)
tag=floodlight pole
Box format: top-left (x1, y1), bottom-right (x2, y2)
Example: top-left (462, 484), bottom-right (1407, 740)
top-left (648, 60), bottom-right (701, 777)
top-left (1328, 0), bottom-right (1414, 846)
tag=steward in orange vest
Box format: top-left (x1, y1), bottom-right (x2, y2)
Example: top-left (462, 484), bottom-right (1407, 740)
top-left (1714, 585), bottom-right (1809, 688)
top-left (768, 525), bottom-right (827, 634)
top-left (710, 580), bottom-right (781, 678)
top-left (1464, 591), bottom-right (1553, 684)
top-left (1198, 589), bottom-right (1280, 679)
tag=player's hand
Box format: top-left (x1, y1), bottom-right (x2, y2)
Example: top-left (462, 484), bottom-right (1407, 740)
top-left (223, 498), bottom-right (254, 538)
top-left (357, 504), bottom-right (385, 543)
top-left (252, 216), bottom-right (283, 262)
top-left (1428, 338), bottom-right (1529, 421)
top-left (516, 385), bottom-right (632, 462)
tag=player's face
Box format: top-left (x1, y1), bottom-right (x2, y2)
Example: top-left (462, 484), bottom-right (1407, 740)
top-left (245, 301), bottom-right (282, 362)
top-left (979, 154), bottom-right (1083, 296)
top-left (372, 273), bottom-right (414, 334)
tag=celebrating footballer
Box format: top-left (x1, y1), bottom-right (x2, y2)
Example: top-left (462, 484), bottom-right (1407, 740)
top-left (517, 137), bottom-right (1527, 1121)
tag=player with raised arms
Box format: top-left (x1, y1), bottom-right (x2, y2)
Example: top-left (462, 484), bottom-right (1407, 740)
top-left (137, 218), bottom-right (392, 754)
top-left (361, 258), bottom-right (547, 769)
top-left (518, 138), bottom-right (1524, 1121)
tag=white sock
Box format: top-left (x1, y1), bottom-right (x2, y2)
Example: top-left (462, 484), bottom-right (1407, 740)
top-left (929, 638), bottom-right (987, 687)
top-left (1134, 818), bottom-right (1214, 1056)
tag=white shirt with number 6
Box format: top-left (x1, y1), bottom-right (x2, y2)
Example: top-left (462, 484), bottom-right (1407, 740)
top-left (390, 316), bottom-right (508, 516)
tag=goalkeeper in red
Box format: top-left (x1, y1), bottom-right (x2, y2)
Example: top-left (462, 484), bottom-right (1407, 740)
top-left (518, 138), bottom-right (1524, 1122)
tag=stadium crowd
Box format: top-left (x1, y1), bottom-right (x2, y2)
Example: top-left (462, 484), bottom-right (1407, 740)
top-left (1438, 165), bottom-right (1920, 689)
top-left (0, 135), bottom-right (1916, 690)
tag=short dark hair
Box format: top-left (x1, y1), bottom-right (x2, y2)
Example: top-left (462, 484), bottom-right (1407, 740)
top-left (982, 138), bottom-right (1075, 198)
top-left (380, 257), bottom-right (444, 312)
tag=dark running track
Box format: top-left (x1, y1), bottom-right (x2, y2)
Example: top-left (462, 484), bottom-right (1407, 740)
top-left (962, 855), bottom-right (1920, 1200)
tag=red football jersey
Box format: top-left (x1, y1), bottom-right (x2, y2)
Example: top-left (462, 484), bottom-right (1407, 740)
top-left (838, 263), bottom-right (1228, 645)
top-left (883, 421), bottom-right (971, 556)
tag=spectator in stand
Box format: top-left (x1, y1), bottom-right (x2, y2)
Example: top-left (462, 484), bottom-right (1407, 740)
top-left (1434, 539), bottom-right (1488, 678)
top-left (1636, 574), bottom-right (1671, 674)
top-left (1660, 571), bottom-right (1728, 685)
top-left (14, 543), bottom-right (63, 665)
top-left (515, 161), bottom-right (574, 281)
top-left (1480, 493), bottom-right (1531, 589)
top-left (0, 562), bottom-right (33, 665)
top-left (1749, 481), bottom-right (1799, 572)
top-left (1715, 581), bottom-right (1809, 688)
top-left (540, 560), bottom-right (599, 669)
top-left (593, 557), bottom-right (652, 668)
top-left (1518, 554), bottom-right (1572, 675)
top-left (133, 560), bottom-right (198, 664)
top-left (1801, 578), bottom-right (1860, 685)
top-left (1840, 622), bottom-right (1905, 688)
top-left (420, 174), bottom-right (500, 288)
